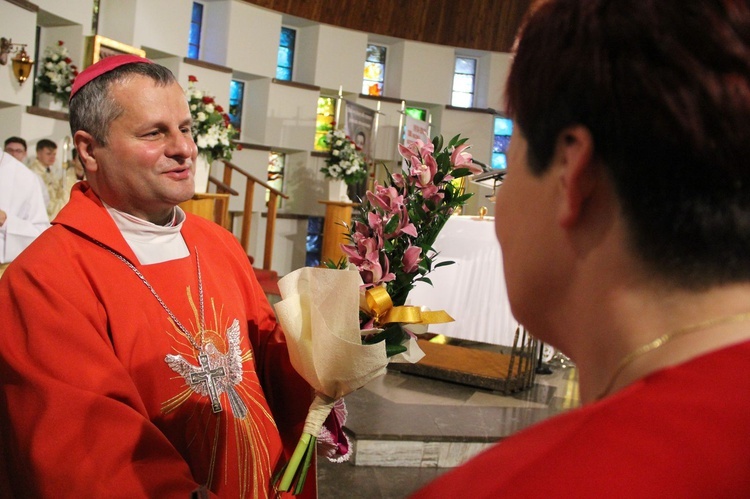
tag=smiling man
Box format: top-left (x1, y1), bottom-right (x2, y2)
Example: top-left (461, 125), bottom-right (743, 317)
top-left (0, 55), bottom-right (318, 498)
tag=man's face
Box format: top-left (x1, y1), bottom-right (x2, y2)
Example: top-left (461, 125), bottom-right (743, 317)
top-left (4, 142), bottom-right (26, 162)
top-left (88, 76), bottom-right (197, 224)
top-left (37, 147), bottom-right (56, 167)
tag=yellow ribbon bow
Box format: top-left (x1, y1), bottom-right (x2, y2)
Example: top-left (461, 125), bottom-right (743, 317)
top-left (363, 286), bottom-right (454, 326)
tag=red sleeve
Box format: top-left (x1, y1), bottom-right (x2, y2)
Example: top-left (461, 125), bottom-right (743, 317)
top-left (0, 264), bottom-right (210, 498)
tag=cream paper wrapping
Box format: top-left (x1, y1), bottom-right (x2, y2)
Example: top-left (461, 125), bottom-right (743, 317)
top-left (274, 266), bottom-right (390, 403)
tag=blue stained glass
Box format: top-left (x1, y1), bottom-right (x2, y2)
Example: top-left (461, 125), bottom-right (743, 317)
top-left (191, 2), bottom-right (203, 22)
top-left (188, 3), bottom-right (203, 59)
top-left (280, 27), bottom-right (296, 48)
top-left (277, 27), bottom-right (296, 81)
top-left (305, 217), bottom-right (324, 267)
top-left (493, 135), bottom-right (511, 154)
top-left (277, 47), bottom-right (292, 68)
top-left (228, 80), bottom-right (244, 129)
top-left (494, 117), bottom-right (513, 136)
top-left (492, 153), bottom-right (508, 170)
top-left (276, 67), bottom-right (291, 81)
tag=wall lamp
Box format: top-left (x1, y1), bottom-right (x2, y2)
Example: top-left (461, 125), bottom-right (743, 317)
top-left (1, 37), bottom-right (35, 86)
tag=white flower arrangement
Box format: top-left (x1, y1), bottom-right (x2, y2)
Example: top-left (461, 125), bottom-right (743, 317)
top-left (186, 75), bottom-right (239, 163)
top-left (35, 41), bottom-right (78, 103)
top-left (320, 129), bottom-right (367, 185)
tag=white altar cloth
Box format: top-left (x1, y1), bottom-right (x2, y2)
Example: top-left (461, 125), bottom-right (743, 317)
top-left (407, 215), bottom-right (520, 346)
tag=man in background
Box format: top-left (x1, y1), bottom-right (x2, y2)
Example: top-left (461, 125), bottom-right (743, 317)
top-left (3, 136), bottom-right (28, 164)
top-left (414, 0), bottom-right (750, 496)
top-left (27, 138), bottom-right (60, 217)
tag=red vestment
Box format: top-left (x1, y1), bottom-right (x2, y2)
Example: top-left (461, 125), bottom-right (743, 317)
top-left (0, 183), bottom-right (314, 498)
top-left (412, 340), bottom-right (750, 498)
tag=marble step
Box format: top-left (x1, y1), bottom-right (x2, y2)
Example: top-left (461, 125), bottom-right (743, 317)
top-left (341, 367), bottom-right (578, 468)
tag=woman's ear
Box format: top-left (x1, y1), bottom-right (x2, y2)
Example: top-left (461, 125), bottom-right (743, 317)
top-left (73, 131), bottom-right (98, 174)
top-left (555, 125), bottom-right (596, 228)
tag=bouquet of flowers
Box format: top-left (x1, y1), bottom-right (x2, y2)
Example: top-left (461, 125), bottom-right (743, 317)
top-left (272, 134), bottom-right (482, 494)
top-left (186, 75), bottom-right (239, 163)
top-left (35, 41), bottom-right (78, 103)
top-left (320, 129), bottom-right (367, 185)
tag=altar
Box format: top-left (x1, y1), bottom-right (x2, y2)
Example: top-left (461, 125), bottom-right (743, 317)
top-left (407, 215), bottom-right (519, 346)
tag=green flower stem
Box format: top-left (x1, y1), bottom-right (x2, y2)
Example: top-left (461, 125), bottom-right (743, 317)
top-left (277, 432), bottom-right (314, 492)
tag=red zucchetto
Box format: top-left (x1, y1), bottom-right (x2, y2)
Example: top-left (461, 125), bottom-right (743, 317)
top-left (69, 54), bottom-right (153, 101)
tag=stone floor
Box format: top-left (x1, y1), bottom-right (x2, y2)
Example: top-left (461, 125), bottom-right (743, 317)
top-left (316, 357), bottom-right (580, 498)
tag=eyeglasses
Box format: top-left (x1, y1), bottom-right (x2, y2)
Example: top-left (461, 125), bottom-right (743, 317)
top-left (4, 147), bottom-right (25, 154)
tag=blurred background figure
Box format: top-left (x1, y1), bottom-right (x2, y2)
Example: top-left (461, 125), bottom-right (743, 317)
top-left (4, 137), bottom-right (28, 164)
top-left (27, 138), bottom-right (68, 219)
top-left (0, 150), bottom-right (50, 276)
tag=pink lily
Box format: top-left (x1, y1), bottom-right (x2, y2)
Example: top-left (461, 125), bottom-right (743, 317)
top-left (451, 144), bottom-right (483, 174)
top-left (403, 245), bottom-right (422, 274)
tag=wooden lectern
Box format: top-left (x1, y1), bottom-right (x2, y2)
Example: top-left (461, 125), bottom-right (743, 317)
top-left (318, 200), bottom-right (358, 265)
top-left (179, 193), bottom-right (231, 229)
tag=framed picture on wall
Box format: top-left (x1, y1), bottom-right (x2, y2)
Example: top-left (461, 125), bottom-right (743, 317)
top-left (83, 35), bottom-right (146, 69)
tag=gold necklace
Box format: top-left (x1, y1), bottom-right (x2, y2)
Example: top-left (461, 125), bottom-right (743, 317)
top-left (598, 311), bottom-right (750, 399)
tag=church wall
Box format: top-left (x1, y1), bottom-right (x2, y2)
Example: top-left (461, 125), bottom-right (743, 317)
top-left (243, 78), bottom-right (271, 145)
top-left (263, 81), bottom-right (319, 151)
top-left (391, 41), bottom-right (454, 105)
top-left (133, 0), bottom-right (192, 58)
top-left (480, 52), bottom-right (512, 113)
top-left (35, 0), bottom-right (92, 32)
top-left (293, 24), bottom-right (318, 87)
top-left (223, 0), bottom-right (280, 78)
top-left (309, 25), bottom-right (368, 94)
top-left (201, 0), bottom-right (232, 66)
top-left (0, 108), bottom-right (24, 151)
top-left (96, 0), bottom-right (137, 48)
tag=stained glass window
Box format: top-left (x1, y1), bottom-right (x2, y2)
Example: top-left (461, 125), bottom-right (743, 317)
top-left (188, 2), bottom-right (204, 59)
top-left (228, 80), bottom-right (244, 130)
top-left (362, 44), bottom-right (386, 96)
top-left (306, 217), bottom-right (324, 267)
top-left (404, 107), bottom-right (427, 122)
top-left (451, 57), bottom-right (477, 108)
top-left (492, 117), bottom-right (514, 169)
top-left (314, 97), bottom-right (336, 151)
top-left (276, 27), bottom-right (296, 81)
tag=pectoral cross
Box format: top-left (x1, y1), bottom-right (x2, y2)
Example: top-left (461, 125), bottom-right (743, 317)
top-left (190, 352), bottom-right (227, 413)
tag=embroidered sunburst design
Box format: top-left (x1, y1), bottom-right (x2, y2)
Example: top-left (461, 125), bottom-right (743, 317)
top-left (161, 287), bottom-right (279, 499)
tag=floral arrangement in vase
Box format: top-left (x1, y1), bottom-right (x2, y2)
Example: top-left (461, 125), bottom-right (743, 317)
top-left (186, 75), bottom-right (239, 163)
top-left (35, 40), bottom-right (78, 104)
top-left (320, 129), bottom-right (367, 185)
top-left (272, 134), bottom-right (483, 493)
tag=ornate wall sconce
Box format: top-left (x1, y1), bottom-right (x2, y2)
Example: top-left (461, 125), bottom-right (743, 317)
top-left (1, 37), bottom-right (35, 85)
